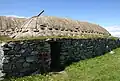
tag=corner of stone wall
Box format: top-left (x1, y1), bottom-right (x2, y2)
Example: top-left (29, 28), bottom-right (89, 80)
top-left (0, 42), bottom-right (6, 80)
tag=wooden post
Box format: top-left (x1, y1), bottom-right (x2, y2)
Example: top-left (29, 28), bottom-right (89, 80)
top-left (35, 10), bottom-right (44, 29)
top-left (37, 10), bottom-right (44, 17)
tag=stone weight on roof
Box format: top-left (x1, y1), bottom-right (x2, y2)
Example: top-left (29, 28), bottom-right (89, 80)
top-left (0, 16), bottom-right (110, 38)
top-left (11, 16), bottom-right (110, 38)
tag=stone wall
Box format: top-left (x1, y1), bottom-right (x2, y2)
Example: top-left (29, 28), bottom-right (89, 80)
top-left (2, 40), bottom-right (51, 77)
top-left (58, 38), bottom-right (120, 68)
top-left (0, 38), bottom-right (120, 79)
top-left (0, 43), bottom-right (5, 80)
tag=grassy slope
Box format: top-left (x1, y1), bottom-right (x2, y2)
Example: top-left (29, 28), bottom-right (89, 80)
top-left (3, 47), bottom-right (120, 81)
top-left (66, 48), bottom-right (120, 81)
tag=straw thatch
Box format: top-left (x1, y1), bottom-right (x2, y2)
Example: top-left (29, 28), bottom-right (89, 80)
top-left (10, 16), bottom-right (110, 38)
top-left (0, 16), bottom-right (26, 30)
top-left (0, 16), bottom-right (27, 36)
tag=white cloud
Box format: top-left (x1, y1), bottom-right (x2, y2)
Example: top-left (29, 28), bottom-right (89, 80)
top-left (104, 26), bottom-right (120, 37)
top-left (4, 15), bottom-right (29, 18)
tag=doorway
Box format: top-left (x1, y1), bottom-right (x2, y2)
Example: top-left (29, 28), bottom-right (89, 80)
top-left (50, 41), bottom-right (61, 71)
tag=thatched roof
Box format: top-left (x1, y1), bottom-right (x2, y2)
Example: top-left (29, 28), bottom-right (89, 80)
top-left (0, 16), bottom-right (27, 36)
top-left (11, 16), bottom-right (110, 38)
top-left (0, 16), bottom-right (26, 30)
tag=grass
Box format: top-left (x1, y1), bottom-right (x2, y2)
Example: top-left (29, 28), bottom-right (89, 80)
top-left (0, 35), bottom-right (118, 43)
top-left (2, 47), bottom-right (120, 81)
top-left (66, 48), bottom-right (120, 81)
top-left (0, 36), bottom-right (14, 43)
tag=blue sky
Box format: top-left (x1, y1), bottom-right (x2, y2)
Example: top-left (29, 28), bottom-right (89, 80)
top-left (0, 0), bottom-right (120, 36)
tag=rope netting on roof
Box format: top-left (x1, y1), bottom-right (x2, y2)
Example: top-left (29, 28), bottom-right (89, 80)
top-left (11, 10), bottom-right (110, 38)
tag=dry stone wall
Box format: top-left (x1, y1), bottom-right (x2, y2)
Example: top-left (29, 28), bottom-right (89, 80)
top-left (2, 40), bottom-right (51, 77)
top-left (59, 38), bottom-right (120, 68)
top-left (0, 43), bottom-right (5, 80)
top-left (0, 38), bottom-right (119, 79)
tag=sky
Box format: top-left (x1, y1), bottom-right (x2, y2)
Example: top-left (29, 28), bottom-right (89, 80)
top-left (0, 0), bottom-right (120, 37)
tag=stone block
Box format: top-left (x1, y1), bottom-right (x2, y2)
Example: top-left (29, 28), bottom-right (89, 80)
top-left (23, 62), bottom-right (30, 68)
top-left (26, 56), bottom-right (38, 62)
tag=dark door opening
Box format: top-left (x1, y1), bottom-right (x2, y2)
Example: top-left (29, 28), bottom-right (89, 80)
top-left (50, 41), bottom-right (61, 72)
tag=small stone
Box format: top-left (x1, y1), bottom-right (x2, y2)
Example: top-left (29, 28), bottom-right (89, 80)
top-left (16, 63), bottom-right (23, 69)
top-left (8, 50), bottom-right (16, 55)
top-left (23, 62), bottom-right (30, 68)
top-left (7, 42), bottom-right (15, 48)
top-left (26, 56), bottom-right (38, 62)
top-left (20, 68), bottom-right (29, 73)
top-left (14, 55), bottom-right (21, 57)
top-left (18, 73), bottom-right (25, 77)
top-left (17, 58), bottom-right (25, 62)
top-left (14, 45), bottom-right (21, 51)
top-left (19, 49), bottom-right (25, 53)
top-left (80, 44), bottom-right (83, 46)
top-left (106, 45), bottom-right (109, 48)
top-left (60, 56), bottom-right (65, 60)
top-left (45, 38), bottom-right (51, 41)
top-left (31, 51), bottom-right (38, 55)
top-left (3, 64), bottom-right (11, 70)
top-left (110, 51), bottom-right (115, 54)
top-left (3, 47), bottom-right (9, 51)
top-left (0, 64), bottom-right (3, 70)
top-left (0, 77), bottom-right (4, 80)
top-left (31, 69), bottom-right (40, 75)
top-left (20, 42), bottom-right (24, 44)
top-left (3, 58), bottom-right (9, 63)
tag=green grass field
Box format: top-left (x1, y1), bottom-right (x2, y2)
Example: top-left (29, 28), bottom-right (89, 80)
top-left (3, 47), bottom-right (120, 81)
